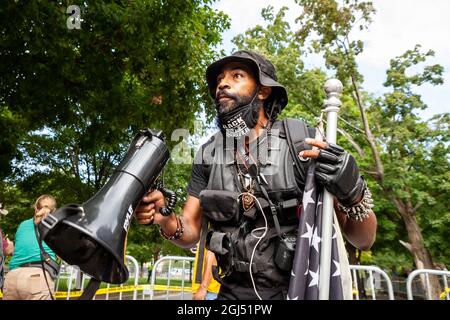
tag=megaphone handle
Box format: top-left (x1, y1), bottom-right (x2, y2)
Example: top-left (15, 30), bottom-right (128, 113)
top-left (79, 278), bottom-right (102, 300)
top-left (158, 187), bottom-right (177, 216)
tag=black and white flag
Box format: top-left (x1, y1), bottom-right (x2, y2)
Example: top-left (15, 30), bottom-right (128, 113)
top-left (287, 162), bottom-right (343, 300)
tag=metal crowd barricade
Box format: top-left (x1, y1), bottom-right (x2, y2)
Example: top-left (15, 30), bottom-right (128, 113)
top-left (54, 262), bottom-right (81, 300)
top-left (406, 269), bottom-right (450, 300)
top-left (349, 265), bottom-right (395, 300)
top-left (126, 255), bottom-right (140, 300)
top-left (147, 255), bottom-right (195, 300)
top-left (55, 255), bottom-right (140, 300)
top-left (101, 255), bottom-right (140, 300)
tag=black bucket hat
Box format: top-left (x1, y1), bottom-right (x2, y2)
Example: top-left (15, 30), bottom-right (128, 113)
top-left (206, 50), bottom-right (288, 117)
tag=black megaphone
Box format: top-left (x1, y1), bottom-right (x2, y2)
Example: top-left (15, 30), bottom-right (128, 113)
top-left (39, 128), bottom-right (169, 284)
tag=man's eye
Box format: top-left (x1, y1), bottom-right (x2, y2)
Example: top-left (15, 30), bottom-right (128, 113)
top-left (234, 73), bottom-right (243, 79)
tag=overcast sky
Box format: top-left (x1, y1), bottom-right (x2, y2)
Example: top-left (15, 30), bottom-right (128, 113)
top-left (212, 0), bottom-right (450, 120)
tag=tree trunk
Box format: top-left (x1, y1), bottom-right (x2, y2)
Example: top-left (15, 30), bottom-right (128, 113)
top-left (392, 197), bottom-right (442, 299)
top-left (153, 248), bottom-right (161, 267)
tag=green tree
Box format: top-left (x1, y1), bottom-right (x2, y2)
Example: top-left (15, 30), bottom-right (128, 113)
top-left (295, 0), bottom-right (447, 298)
top-left (231, 2), bottom-right (449, 299)
top-left (0, 0), bottom-right (230, 261)
top-left (232, 6), bottom-right (327, 123)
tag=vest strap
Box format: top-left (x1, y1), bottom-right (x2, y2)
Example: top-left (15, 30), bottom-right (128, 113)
top-left (282, 118), bottom-right (311, 188)
top-left (258, 182), bottom-right (283, 237)
top-left (195, 218), bottom-right (209, 284)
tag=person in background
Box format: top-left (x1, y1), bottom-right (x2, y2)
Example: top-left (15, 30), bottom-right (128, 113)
top-left (1, 203), bottom-right (14, 257)
top-left (1, 229), bottom-right (14, 256)
top-left (2, 195), bottom-right (58, 300)
top-left (1, 227), bottom-right (14, 292)
top-left (192, 245), bottom-right (220, 300)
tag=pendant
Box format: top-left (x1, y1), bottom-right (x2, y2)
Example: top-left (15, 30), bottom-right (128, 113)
top-left (242, 192), bottom-right (255, 212)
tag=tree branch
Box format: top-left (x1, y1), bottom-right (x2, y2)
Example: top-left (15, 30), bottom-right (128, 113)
top-left (338, 115), bottom-right (365, 134)
top-left (350, 75), bottom-right (385, 183)
top-left (339, 36), bottom-right (384, 183)
top-left (413, 202), bottom-right (422, 212)
top-left (93, 154), bottom-right (98, 188)
top-left (337, 127), bottom-right (365, 157)
top-left (399, 240), bottom-right (413, 253)
top-left (66, 147), bottom-right (80, 180)
top-left (360, 169), bottom-right (380, 176)
top-left (322, 112), bottom-right (365, 157)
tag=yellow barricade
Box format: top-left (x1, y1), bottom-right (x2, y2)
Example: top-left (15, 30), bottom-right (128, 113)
top-left (1, 284), bottom-right (192, 299)
top-left (54, 284), bottom-right (193, 299)
top-left (439, 287), bottom-right (450, 300)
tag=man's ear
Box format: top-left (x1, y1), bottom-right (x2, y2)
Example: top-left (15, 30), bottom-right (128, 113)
top-left (258, 86), bottom-right (272, 100)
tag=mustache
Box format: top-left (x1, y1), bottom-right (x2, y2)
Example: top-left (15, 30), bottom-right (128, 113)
top-left (215, 90), bottom-right (238, 104)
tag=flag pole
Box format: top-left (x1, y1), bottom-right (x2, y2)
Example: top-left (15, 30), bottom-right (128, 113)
top-left (318, 79), bottom-right (343, 300)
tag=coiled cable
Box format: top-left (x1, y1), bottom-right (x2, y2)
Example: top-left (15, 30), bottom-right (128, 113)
top-left (153, 180), bottom-right (177, 216)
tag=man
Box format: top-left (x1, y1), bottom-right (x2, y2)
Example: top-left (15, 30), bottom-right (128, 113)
top-left (1, 203), bottom-right (14, 263)
top-left (2, 195), bottom-right (59, 300)
top-left (135, 50), bottom-right (377, 299)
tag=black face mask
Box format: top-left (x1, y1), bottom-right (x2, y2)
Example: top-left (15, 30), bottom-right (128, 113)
top-left (216, 89), bottom-right (261, 138)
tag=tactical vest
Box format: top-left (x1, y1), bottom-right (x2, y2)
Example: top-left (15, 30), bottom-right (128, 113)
top-left (200, 119), bottom-right (311, 290)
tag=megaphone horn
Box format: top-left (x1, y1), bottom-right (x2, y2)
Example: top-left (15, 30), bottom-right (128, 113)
top-left (39, 128), bottom-right (171, 285)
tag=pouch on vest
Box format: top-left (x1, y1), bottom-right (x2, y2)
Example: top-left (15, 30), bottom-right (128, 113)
top-left (199, 190), bottom-right (240, 224)
top-left (206, 231), bottom-right (233, 277)
top-left (274, 233), bottom-right (297, 272)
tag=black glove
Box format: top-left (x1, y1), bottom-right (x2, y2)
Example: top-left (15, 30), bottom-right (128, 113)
top-left (314, 142), bottom-right (365, 206)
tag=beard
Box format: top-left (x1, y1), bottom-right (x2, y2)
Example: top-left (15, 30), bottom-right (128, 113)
top-left (214, 87), bottom-right (263, 138)
top-left (214, 89), bottom-right (255, 115)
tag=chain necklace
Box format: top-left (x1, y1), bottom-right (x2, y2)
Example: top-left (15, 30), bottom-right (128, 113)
top-left (236, 160), bottom-right (257, 212)
top-left (235, 125), bottom-right (270, 212)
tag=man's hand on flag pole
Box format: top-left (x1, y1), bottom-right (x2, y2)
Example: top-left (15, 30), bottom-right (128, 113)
top-left (299, 138), bottom-right (365, 207)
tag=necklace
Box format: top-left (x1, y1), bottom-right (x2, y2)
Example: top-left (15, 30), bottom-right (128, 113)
top-left (235, 134), bottom-right (264, 212)
top-left (236, 163), bottom-right (257, 212)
